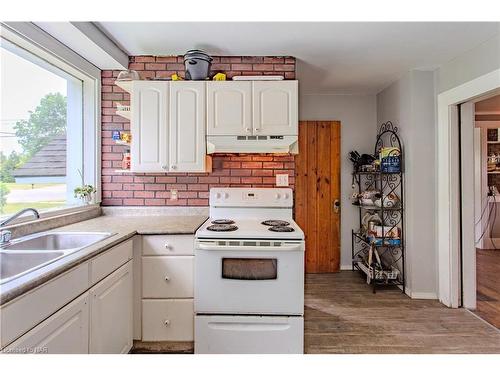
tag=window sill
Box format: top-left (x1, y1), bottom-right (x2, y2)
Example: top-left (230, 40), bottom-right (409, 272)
top-left (0, 204), bottom-right (101, 230)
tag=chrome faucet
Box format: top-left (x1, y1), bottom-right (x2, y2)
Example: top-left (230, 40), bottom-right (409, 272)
top-left (0, 208), bottom-right (40, 245)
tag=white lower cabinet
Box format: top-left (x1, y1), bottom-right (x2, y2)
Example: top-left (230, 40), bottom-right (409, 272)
top-left (142, 299), bottom-right (194, 341)
top-left (5, 293), bottom-right (90, 354)
top-left (89, 260), bottom-right (133, 354)
top-left (140, 235), bottom-right (195, 343)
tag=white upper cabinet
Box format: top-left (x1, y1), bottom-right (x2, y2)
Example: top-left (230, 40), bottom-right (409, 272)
top-left (207, 82), bottom-right (252, 136)
top-left (131, 81), bottom-right (169, 172)
top-left (169, 82), bottom-right (206, 172)
top-left (252, 81), bottom-right (298, 135)
top-left (89, 261), bottom-right (133, 354)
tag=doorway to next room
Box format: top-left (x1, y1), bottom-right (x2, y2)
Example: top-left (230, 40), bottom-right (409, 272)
top-left (466, 94), bottom-right (500, 328)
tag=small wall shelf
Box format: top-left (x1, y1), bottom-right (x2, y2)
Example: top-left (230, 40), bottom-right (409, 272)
top-left (114, 139), bottom-right (131, 146)
top-left (116, 110), bottom-right (131, 120)
top-left (115, 80), bottom-right (133, 93)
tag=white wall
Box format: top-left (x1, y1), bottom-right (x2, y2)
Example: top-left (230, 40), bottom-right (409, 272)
top-left (437, 33), bottom-right (500, 94)
top-left (377, 70), bottom-right (437, 298)
top-left (299, 94), bottom-right (377, 269)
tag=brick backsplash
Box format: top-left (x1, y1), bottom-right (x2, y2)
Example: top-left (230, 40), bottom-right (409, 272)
top-left (101, 55), bottom-right (297, 206)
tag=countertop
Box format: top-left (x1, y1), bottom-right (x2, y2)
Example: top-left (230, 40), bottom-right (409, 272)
top-left (0, 215), bottom-right (208, 305)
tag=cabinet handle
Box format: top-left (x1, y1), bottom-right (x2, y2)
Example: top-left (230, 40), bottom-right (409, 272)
top-left (245, 128), bottom-right (251, 133)
top-left (171, 165), bottom-right (177, 170)
top-left (164, 275), bottom-right (170, 281)
top-left (164, 243), bottom-right (171, 250)
top-left (161, 165), bottom-right (168, 170)
top-left (164, 319), bottom-right (170, 326)
top-left (255, 128), bottom-right (261, 132)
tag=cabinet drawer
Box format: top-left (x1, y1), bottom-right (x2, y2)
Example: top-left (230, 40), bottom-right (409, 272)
top-left (90, 239), bottom-right (133, 285)
top-left (142, 256), bottom-right (193, 298)
top-left (0, 262), bottom-right (89, 348)
top-left (142, 235), bottom-right (194, 256)
top-left (142, 299), bottom-right (194, 341)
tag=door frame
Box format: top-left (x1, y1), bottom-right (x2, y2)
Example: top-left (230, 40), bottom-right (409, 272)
top-left (437, 68), bottom-right (500, 308)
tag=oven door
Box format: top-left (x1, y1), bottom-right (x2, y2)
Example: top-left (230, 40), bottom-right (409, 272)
top-left (194, 239), bottom-right (304, 315)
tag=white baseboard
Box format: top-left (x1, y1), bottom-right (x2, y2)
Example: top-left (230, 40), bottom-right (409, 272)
top-left (403, 285), bottom-right (437, 299)
top-left (340, 264), bottom-right (353, 270)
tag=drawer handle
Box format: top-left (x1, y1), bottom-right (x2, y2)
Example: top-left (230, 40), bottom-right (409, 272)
top-left (164, 319), bottom-right (170, 326)
top-left (164, 275), bottom-right (170, 281)
top-left (164, 243), bottom-right (172, 250)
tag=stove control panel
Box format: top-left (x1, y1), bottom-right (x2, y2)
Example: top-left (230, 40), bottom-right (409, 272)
top-left (210, 188), bottom-right (293, 207)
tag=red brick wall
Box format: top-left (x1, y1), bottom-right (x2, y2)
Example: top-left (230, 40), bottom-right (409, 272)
top-left (101, 55), bottom-right (296, 207)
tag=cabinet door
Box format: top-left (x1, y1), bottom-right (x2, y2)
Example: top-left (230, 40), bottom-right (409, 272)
top-left (252, 81), bottom-right (298, 135)
top-left (169, 82), bottom-right (206, 172)
top-left (207, 81), bottom-right (252, 136)
top-left (131, 81), bottom-right (169, 172)
top-left (89, 261), bottom-right (133, 354)
top-left (5, 293), bottom-right (89, 354)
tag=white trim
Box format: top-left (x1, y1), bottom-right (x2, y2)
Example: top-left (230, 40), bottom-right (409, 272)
top-left (410, 292), bottom-right (438, 300)
top-left (437, 68), bottom-right (500, 308)
top-left (460, 102), bottom-right (477, 309)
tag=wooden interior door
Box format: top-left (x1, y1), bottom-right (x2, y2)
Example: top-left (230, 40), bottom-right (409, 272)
top-left (295, 121), bottom-right (341, 273)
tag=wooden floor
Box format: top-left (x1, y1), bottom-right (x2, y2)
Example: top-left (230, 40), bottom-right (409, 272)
top-left (475, 249), bottom-right (500, 328)
top-left (305, 271), bottom-right (500, 353)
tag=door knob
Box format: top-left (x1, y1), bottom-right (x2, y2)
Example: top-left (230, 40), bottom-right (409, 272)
top-left (164, 319), bottom-right (170, 326)
top-left (333, 199), bottom-right (340, 213)
top-left (164, 275), bottom-right (170, 281)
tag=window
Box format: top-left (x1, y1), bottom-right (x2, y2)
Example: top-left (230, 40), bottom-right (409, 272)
top-left (0, 25), bottom-right (99, 220)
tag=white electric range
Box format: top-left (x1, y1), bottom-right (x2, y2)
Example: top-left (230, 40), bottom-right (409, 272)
top-left (194, 187), bottom-right (305, 354)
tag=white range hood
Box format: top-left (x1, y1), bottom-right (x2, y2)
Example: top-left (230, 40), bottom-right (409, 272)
top-left (207, 135), bottom-right (299, 154)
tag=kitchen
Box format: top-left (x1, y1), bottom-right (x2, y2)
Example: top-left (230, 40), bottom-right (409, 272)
top-left (1, 5), bottom-right (500, 372)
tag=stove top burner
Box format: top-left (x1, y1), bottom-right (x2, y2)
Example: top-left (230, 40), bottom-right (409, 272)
top-left (268, 225), bottom-right (295, 232)
top-left (211, 219), bottom-right (235, 225)
top-left (261, 220), bottom-right (290, 227)
top-left (207, 224), bottom-right (238, 232)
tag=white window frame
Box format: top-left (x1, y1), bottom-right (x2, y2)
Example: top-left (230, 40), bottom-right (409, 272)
top-left (0, 22), bottom-right (101, 222)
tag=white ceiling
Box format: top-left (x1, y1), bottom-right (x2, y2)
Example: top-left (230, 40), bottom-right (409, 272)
top-left (97, 22), bottom-right (500, 94)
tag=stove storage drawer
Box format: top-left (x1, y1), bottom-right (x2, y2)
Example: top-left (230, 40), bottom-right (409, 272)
top-left (142, 235), bottom-right (194, 256)
top-left (142, 256), bottom-right (193, 298)
top-left (142, 299), bottom-right (194, 341)
top-left (195, 315), bottom-right (303, 354)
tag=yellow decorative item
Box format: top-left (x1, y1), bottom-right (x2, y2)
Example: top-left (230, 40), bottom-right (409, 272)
top-left (213, 73), bottom-right (226, 81)
top-left (171, 74), bottom-right (183, 81)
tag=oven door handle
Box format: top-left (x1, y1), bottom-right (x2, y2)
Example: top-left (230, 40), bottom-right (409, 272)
top-left (196, 243), bottom-right (303, 251)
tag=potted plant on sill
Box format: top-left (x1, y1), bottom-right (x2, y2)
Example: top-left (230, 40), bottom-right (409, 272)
top-left (74, 169), bottom-right (96, 204)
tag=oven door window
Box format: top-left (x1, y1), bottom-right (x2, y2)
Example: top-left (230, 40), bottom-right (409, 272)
top-left (222, 258), bottom-right (278, 280)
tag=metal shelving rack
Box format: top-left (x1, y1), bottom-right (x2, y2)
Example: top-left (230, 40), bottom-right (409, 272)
top-left (351, 121), bottom-right (405, 293)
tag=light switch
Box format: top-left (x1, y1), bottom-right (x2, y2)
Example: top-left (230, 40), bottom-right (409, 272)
top-left (276, 174), bottom-right (289, 187)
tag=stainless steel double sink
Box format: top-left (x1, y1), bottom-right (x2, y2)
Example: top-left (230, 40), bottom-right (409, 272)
top-left (0, 232), bottom-right (114, 285)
